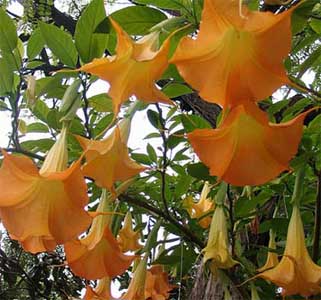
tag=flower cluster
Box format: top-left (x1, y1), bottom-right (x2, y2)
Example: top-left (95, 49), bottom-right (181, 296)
top-left (0, 0), bottom-right (319, 298)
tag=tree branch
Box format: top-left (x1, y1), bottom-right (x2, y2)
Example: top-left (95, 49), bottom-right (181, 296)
top-left (3, 148), bottom-right (44, 161)
top-left (312, 170), bottom-right (321, 262)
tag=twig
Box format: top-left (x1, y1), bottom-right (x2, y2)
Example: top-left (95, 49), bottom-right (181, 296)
top-left (2, 148), bottom-right (45, 161)
top-left (155, 104), bottom-right (171, 216)
top-left (227, 185), bottom-right (236, 257)
top-left (289, 76), bottom-right (321, 101)
top-left (10, 78), bottom-right (24, 151)
top-left (81, 76), bottom-right (92, 138)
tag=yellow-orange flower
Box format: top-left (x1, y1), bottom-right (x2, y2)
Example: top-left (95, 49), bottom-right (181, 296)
top-left (76, 118), bottom-right (146, 192)
top-left (170, 0), bottom-right (296, 108)
top-left (118, 212), bottom-right (142, 252)
top-left (183, 182), bottom-right (214, 228)
top-left (84, 277), bottom-right (116, 300)
top-left (0, 126), bottom-right (92, 253)
top-left (203, 205), bottom-right (237, 276)
top-left (258, 205), bottom-right (321, 297)
top-left (145, 265), bottom-right (174, 300)
top-left (78, 18), bottom-right (173, 114)
top-left (122, 257), bottom-right (147, 300)
top-left (257, 230), bottom-right (279, 272)
top-left (64, 191), bottom-right (135, 280)
top-left (188, 102), bottom-right (315, 186)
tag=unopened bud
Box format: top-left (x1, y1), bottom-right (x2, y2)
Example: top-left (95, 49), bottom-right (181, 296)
top-left (60, 79), bottom-right (82, 114)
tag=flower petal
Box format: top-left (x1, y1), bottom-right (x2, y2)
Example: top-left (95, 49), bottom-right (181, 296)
top-left (77, 127), bottom-right (146, 191)
top-left (188, 104), bottom-right (315, 186)
top-left (65, 226), bottom-right (135, 280)
top-left (78, 18), bottom-right (172, 114)
top-left (0, 153), bottom-right (92, 253)
top-left (258, 206), bottom-right (321, 297)
top-left (171, 0), bottom-right (295, 108)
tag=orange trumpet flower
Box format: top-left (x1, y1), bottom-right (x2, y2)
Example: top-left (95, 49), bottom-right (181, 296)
top-left (203, 205), bottom-right (237, 277)
top-left (258, 229), bottom-right (279, 272)
top-left (122, 257), bottom-right (148, 300)
top-left (64, 190), bottom-right (135, 280)
top-left (0, 126), bottom-right (92, 253)
top-left (118, 212), bottom-right (142, 252)
top-left (145, 265), bottom-right (174, 300)
top-left (83, 276), bottom-right (116, 300)
top-left (188, 102), bottom-right (315, 186)
top-left (258, 205), bottom-right (321, 297)
top-left (78, 18), bottom-right (173, 114)
top-left (170, 0), bottom-right (296, 108)
top-left (183, 182), bottom-right (214, 228)
top-left (76, 118), bottom-right (146, 192)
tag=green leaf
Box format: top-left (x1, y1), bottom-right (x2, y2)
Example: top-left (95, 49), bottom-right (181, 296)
top-left (92, 114), bottom-right (114, 137)
top-left (0, 57), bottom-right (14, 94)
top-left (32, 100), bottom-right (50, 123)
top-left (27, 28), bottom-right (45, 60)
top-left (147, 109), bottom-right (161, 129)
top-left (134, 0), bottom-right (183, 10)
top-left (74, 0), bottom-right (108, 63)
top-left (131, 153), bottom-right (153, 165)
top-left (235, 190), bottom-right (274, 218)
top-left (187, 162), bottom-right (211, 180)
top-left (146, 143), bottom-right (157, 162)
top-left (47, 110), bottom-right (63, 130)
top-left (162, 83), bottom-right (192, 98)
top-left (111, 6), bottom-right (167, 35)
top-left (0, 100), bottom-right (8, 111)
top-left (168, 132), bottom-right (185, 149)
top-left (21, 138), bottom-right (55, 153)
top-left (26, 61), bottom-right (44, 69)
top-left (88, 93), bottom-right (113, 112)
top-left (297, 44), bottom-right (321, 78)
top-left (172, 147), bottom-right (189, 161)
top-left (0, 8), bottom-right (17, 53)
top-left (174, 175), bottom-right (192, 199)
top-left (181, 114), bottom-right (212, 133)
top-left (26, 122), bottom-right (49, 133)
top-left (144, 132), bottom-right (160, 139)
top-left (259, 218), bottom-right (288, 235)
top-left (39, 22), bottom-right (78, 67)
top-left (282, 98), bottom-right (311, 121)
top-left (310, 18), bottom-right (321, 34)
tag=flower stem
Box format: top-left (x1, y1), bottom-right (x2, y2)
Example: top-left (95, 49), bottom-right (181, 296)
top-left (291, 168), bottom-right (305, 207)
top-left (215, 182), bottom-right (228, 205)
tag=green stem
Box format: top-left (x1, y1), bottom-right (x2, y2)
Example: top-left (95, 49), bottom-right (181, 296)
top-left (215, 182), bottom-right (228, 205)
top-left (291, 168), bottom-right (305, 207)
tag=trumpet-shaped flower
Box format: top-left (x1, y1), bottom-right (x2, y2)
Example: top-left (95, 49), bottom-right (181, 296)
top-left (122, 257), bottom-right (148, 300)
top-left (203, 205), bottom-right (237, 276)
top-left (145, 265), bottom-right (174, 300)
top-left (258, 205), bottom-right (321, 297)
top-left (183, 182), bottom-right (214, 228)
top-left (76, 118), bottom-right (146, 192)
top-left (257, 230), bottom-right (279, 272)
top-left (0, 126), bottom-right (92, 253)
top-left (78, 18), bottom-right (173, 114)
top-left (84, 277), bottom-right (116, 300)
top-left (64, 191), bottom-right (135, 280)
top-left (170, 0), bottom-right (296, 108)
top-left (188, 102), bottom-right (315, 186)
top-left (118, 212), bottom-right (142, 252)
